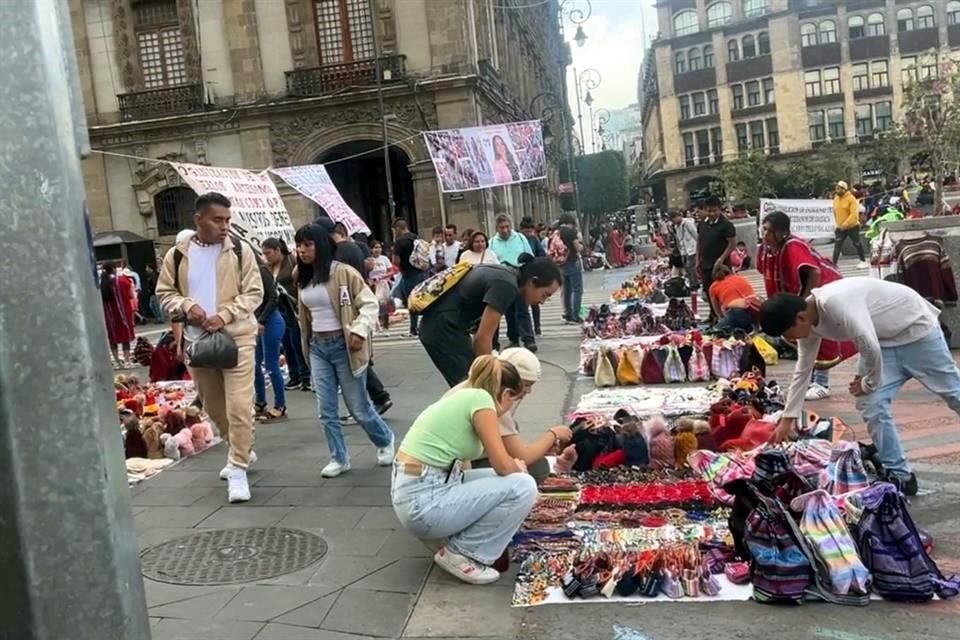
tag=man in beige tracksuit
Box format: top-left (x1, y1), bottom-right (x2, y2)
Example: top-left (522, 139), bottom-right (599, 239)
top-left (156, 192), bottom-right (263, 503)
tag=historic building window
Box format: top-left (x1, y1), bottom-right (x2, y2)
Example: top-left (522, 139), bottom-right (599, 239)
top-left (683, 132), bottom-right (696, 166)
top-left (800, 23), bottom-right (817, 48)
top-left (804, 69), bottom-right (822, 97)
top-left (693, 92), bottom-right (706, 116)
top-left (758, 32), bottom-right (770, 55)
top-left (154, 186), bottom-right (197, 236)
top-left (746, 80), bottom-right (761, 106)
top-left (818, 20), bottom-right (837, 44)
top-left (875, 101), bottom-right (892, 131)
top-left (727, 39), bottom-right (740, 62)
top-left (823, 66), bottom-right (841, 94)
top-left (766, 117), bottom-right (779, 153)
top-left (673, 10), bottom-right (699, 36)
top-left (315, 0), bottom-right (375, 64)
top-left (849, 16), bottom-right (865, 39)
top-left (707, 2), bottom-right (732, 27)
top-left (852, 63), bottom-right (869, 91)
top-left (742, 34), bottom-right (756, 58)
top-left (696, 130), bottom-right (711, 165)
top-left (916, 5), bottom-right (935, 29)
top-left (867, 12), bottom-right (885, 36)
top-left (679, 95), bottom-right (691, 120)
top-left (679, 90), bottom-right (719, 119)
top-left (808, 110), bottom-right (826, 143)
top-left (683, 127), bottom-right (722, 165)
top-left (703, 45), bottom-right (715, 68)
top-left (708, 89), bottom-right (719, 114)
top-left (827, 108), bottom-right (845, 140)
top-left (732, 85), bottom-right (744, 110)
top-left (902, 56), bottom-right (919, 84)
top-left (675, 51), bottom-right (687, 74)
top-left (897, 8), bottom-right (915, 32)
top-left (856, 103), bottom-right (874, 140)
top-left (871, 60), bottom-right (889, 87)
top-left (763, 77), bottom-right (774, 103)
top-left (743, 0), bottom-right (767, 18)
top-left (133, 0), bottom-right (186, 89)
top-left (689, 47), bottom-right (702, 71)
top-left (734, 118), bottom-right (777, 153)
top-left (950, 1), bottom-right (960, 25)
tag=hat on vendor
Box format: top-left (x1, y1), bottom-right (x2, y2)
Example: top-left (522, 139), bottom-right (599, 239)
top-left (498, 347), bottom-right (541, 383)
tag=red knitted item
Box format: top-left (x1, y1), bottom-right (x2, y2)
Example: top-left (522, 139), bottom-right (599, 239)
top-left (696, 431), bottom-right (718, 452)
top-left (591, 449), bottom-right (626, 470)
top-left (712, 406), bottom-right (756, 448)
top-left (708, 400), bottom-right (740, 431)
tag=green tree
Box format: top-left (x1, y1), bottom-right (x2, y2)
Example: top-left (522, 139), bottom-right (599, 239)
top-left (716, 149), bottom-right (778, 206)
top-left (574, 150), bottom-right (629, 229)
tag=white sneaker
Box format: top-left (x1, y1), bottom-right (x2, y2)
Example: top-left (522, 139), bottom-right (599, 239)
top-left (857, 260), bottom-right (869, 269)
top-left (805, 383), bottom-right (830, 401)
top-left (220, 450), bottom-right (257, 480)
top-left (433, 547), bottom-right (500, 585)
top-left (226, 466), bottom-right (251, 503)
top-left (321, 459), bottom-right (351, 478)
top-left (376, 433), bottom-right (396, 467)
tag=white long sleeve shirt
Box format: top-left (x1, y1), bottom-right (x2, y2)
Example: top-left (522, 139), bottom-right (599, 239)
top-left (783, 278), bottom-right (941, 418)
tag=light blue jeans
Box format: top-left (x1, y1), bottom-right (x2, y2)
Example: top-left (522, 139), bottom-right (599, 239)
top-left (310, 334), bottom-right (394, 464)
top-left (391, 464), bottom-right (537, 565)
top-left (811, 368), bottom-right (829, 388)
top-left (855, 328), bottom-right (960, 477)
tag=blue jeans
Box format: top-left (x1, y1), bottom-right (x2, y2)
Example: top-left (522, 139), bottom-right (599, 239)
top-left (561, 261), bottom-right (583, 320)
top-left (254, 311), bottom-right (286, 408)
top-left (811, 369), bottom-right (829, 388)
top-left (713, 308), bottom-right (754, 333)
top-left (310, 334), bottom-right (394, 463)
top-left (391, 465), bottom-right (537, 565)
top-left (394, 271), bottom-right (427, 334)
top-left (281, 320), bottom-right (308, 384)
top-left (855, 328), bottom-right (960, 477)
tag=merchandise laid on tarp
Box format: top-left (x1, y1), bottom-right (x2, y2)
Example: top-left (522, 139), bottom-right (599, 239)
top-left (115, 375), bottom-right (219, 484)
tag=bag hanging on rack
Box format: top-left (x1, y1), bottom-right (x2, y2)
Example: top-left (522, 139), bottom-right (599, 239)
top-left (595, 348), bottom-right (617, 387)
top-left (616, 347), bottom-right (640, 385)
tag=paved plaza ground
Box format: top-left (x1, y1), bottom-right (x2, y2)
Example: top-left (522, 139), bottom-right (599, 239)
top-left (132, 263), bottom-right (960, 640)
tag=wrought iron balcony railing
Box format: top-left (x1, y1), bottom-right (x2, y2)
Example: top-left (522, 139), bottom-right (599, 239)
top-left (286, 54), bottom-right (407, 98)
top-left (118, 83), bottom-right (205, 121)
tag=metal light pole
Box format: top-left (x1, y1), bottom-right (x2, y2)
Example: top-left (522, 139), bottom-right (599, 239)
top-left (593, 107), bottom-right (610, 153)
top-left (0, 1), bottom-right (151, 638)
top-left (370, 0), bottom-right (396, 221)
top-left (560, 0), bottom-right (591, 218)
top-left (530, 91), bottom-right (581, 221)
top-left (576, 68), bottom-right (601, 155)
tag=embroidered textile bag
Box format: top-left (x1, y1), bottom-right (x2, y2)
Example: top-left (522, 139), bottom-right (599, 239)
top-left (662, 345), bottom-right (686, 383)
top-left (615, 347), bottom-right (640, 385)
top-left (687, 345), bottom-right (711, 382)
top-left (639, 346), bottom-right (665, 384)
top-left (827, 441), bottom-right (869, 495)
top-left (857, 483), bottom-right (960, 602)
top-left (710, 342), bottom-right (739, 379)
top-left (408, 263), bottom-right (473, 313)
top-left (594, 349), bottom-right (617, 387)
top-left (579, 343), bottom-right (597, 375)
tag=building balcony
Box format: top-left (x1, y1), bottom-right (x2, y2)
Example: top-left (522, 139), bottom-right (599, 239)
top-left (118, 84), bottom-right (205, 121)
top-left (285, 55), bottom-right (407, 98)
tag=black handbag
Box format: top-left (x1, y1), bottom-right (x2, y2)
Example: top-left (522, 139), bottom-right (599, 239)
top-left (186, 331), bottom-right (239, 369)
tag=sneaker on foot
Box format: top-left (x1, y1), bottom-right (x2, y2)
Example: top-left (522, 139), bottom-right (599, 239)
top-left (857, 260), bottom-right (869, 269)
top-left (376, 433), bottom-right (396, 467)
top-left (220, 450), bottom-right (257, 480)
top-left (375, 399), bottom-right (394, 416)
top-left (887, 471), bottom-right (919, 497)
top-left (433, 547), bottom-right (500, 585)
top-left (226, 466), bottom-right (251, 503)
top-left (805, 383), bottom-right (830, 401)
top-left (284, 379), bottom-right (300, 391)
top-left (300, 379), bottom-right (313, 392)
top-left (522, 342), bottom-right (538, 354)
top-left (321, 459), bottom-right (351, 478)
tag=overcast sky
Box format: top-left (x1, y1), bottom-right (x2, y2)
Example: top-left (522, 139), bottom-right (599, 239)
top-left (564, 0), bottom-right (657, 119)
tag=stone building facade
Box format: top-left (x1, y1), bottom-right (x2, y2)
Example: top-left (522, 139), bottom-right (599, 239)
top-left (641, 0), bottom-right (960, 209)
top-left (75, 0), bottom-right (568, 244)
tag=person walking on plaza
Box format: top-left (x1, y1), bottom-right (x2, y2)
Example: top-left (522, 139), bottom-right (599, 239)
top-left (519, 217), bottom-right (546, 336)
top-left (757, 210), bottom-right (856, 400)
top-left (457, 230), bottom-right (498, 265)
top-left (100, 261), bottom-right (137, 368)
top-left (668, 209), bottom-right (699, 289)
top-left (696, 196), bottom-right (736, 322)
top-left (419, 256), bottom-right (562, 386)
top-left (391, 355), bottom-right (538, 584)
top-left (759, 278), bottom-right (960, 496)
top-left (552, 213), bottom-right (584, 323)
top-left (261, 237), bottom-right (310, 391)
top-left (253, 257), bottom-right (287, 422)
top-left (441, 224), bottom-right (461, 267)
top-left (832, 180), bottom-right (868, 268)
top-left (489, 214), bottom-right (536, 351)
top-left (294, 223), bottom-right (395, 478)
top-left (156, 193), bottom-right (264, 503)
top-left (392, 218), bottom-right (428, 337)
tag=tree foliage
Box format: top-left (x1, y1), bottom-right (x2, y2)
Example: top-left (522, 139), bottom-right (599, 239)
top-left (718, 145), bottom-right (856, 205)
top-left (574, 150), bottom-right (629, 218)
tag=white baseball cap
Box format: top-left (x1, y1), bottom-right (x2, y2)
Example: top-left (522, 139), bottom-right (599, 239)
top-left (498, 348), bottom-right (541, 383)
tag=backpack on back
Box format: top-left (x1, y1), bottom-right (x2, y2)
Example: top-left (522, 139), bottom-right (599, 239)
top-left (548, 233), bottom-right (569, 265)
top-left (408, 239), bottom-right (432, 271)
top-left (407, 262), bottom-right (473, 313)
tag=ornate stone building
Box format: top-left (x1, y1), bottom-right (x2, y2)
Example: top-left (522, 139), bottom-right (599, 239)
top-left (74, 0), bottom-right (568, 243)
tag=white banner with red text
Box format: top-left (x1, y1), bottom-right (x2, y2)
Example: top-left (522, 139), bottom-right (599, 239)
top-left (759, 198), bottom-right (835, 240)
top-left (269, 165), bottom-right (371, 236)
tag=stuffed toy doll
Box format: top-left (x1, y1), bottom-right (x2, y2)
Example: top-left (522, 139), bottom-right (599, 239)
top-left (173, 428), bottom-right (195, 457)
top-left (163, 409), bottom-right (188, 437)
top-left (122, 413), bottom-right (148, 459)
top-left (190, 422), bottom-right (214, 452)
top-left (141, 420), bottom-right (164, 459)
top-left (184, 406), bottom-right (202, 427)
top-left (159, 433), bottom-right (181, 461)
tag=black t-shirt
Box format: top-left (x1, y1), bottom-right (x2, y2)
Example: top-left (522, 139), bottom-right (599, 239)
top-left (559, 226), bottom-right (579, 262)
top-left (394, 233), bottom-right (419, 278)
top-left (427, 265), bottom-right (519, 331)
top-left (697, 216), bottom-right (736, 265)
top-left (335, 241), bottom-right (366, 275)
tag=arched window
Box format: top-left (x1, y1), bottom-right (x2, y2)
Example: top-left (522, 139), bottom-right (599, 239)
top-left (673, 10), bottom-right (699, 36)
top-left (950, 1), bottom-right (960, 25)
top-left (898, 8), bottom-right (914, 32)
top-left (742, 34), bottom-right (756, 58)
top-left (867, 12), bottom-right (885, 36)
top-left (706, 1), bottom-right (732, 27)
top-left (801, 22), bottom-right (817, 47)
top-left (848, 15), bottom-right (865, 39)
top-left (154, 186), bottom-right (198, 237)
top-left (818, 20), bottom-right (837, 44)
top-left (703, 44), bottom-right (715, 68)
top-left (917, 5), bottom-right (935, 29)
top-left (727, 39), bottom-right (740, 62)
top-left (757, 31), bottom-right (770, 55)
top-left (688, 47), bottom-right (702, 71)
top-left (742, 0), bottom-right (767, 18)
top-left (675, 51), bottom-right (687, 74)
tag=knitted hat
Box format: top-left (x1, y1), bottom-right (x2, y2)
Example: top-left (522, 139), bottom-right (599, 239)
top-left (650, 433), bottom-right (675, 469)
top-left (674, 431), bottom-right (699, 469)
top-left (645, 415), bottom-right (668, 440)
top-left (696, 430), bottom-right (718, 452)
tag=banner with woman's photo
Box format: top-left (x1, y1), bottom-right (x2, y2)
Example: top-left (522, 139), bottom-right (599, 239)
top-left (423, 120), bottom-right (546, 193)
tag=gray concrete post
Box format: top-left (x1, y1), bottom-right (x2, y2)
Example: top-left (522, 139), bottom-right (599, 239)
top-left (0, 1), bottom-right (151, 639)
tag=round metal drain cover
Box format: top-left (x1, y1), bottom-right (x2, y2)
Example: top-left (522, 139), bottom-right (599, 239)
top-left (140, 527), bottom-right (327, 586)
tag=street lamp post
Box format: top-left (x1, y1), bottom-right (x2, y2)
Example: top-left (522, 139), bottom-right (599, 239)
top-left (557, 0), bottom-right (592, 219)
top-left (592, 107), bottom-right (610, 153)
top-left (530, 91), bottom-right (580, 222)
top-left (575, 68), bottom-right (601, 155)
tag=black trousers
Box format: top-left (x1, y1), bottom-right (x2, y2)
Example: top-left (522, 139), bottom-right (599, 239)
top-left (832, 227), bottom-right (865, 263)
top-left (420, 311), bottom-right (475, 387)
top-left (505, 298), bottom-right (535, 345)
top-left (531, 304), bottom-right (541, 334)
top-left (366, 361), bottom-right (390, 405)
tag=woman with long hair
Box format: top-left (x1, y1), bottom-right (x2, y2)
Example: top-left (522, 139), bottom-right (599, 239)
top-left (262, 237), bottom-right (310, 391)
top-left (457, 231), bottom-right (499, 265)
top-left (295, 224), bottom-right (395, 477)
top-left (101, 261), bottom-right (137, 368)
top-left (491, 135), bottom-right (519, 183)
top-left (253, 255), bottom-right (287, 421)
top-left (392, 355), bottom-right (537, 584)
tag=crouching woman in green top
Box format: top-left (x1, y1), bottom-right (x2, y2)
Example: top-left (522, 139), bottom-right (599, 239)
top-left (392, 355), bottom-right (537, 585)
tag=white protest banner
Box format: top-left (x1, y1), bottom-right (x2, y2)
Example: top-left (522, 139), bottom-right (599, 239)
top-left (759, 198), bottom-right (835, 239)
top-left (268, 165), bottom-right (371, 236)
top-left (423, 120), bottom-right (546, 193)
top-left (171, 162), bottom-right (294, 248)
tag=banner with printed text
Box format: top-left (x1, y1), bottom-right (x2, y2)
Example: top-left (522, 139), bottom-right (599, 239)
top-left (171, 162), bottom-right (294, 248)
top-left (269, 165), bottom-right (371, 236)
top-left (423, 120), bottom-right (546, 193)
top-left (759, 198), bottom-right (835, 239)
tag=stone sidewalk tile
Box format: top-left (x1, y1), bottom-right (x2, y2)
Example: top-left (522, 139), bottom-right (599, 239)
top-left (254, 622), bottom-right (371, 640)
top-left (321, 588), bottom-right (416, 637)
top-left (197, 506), bottom-right (292, 529)
top-left (215, 585), bottom-right (334, 622)
top-left (149, 588), bottom-right (240, 619)
top-left (403, 580), bottom-right (519, 638)
top-left (150, 618), bottom-right (264, 640)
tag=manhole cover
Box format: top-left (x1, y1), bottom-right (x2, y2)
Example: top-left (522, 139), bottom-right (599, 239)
top-left (140, 527), bottom-right (327, 585)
